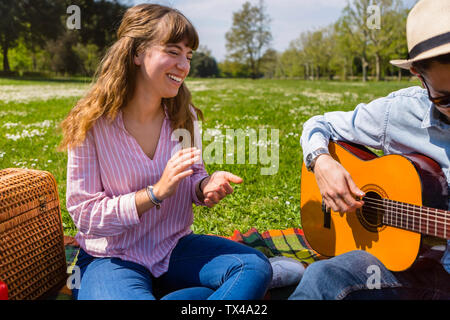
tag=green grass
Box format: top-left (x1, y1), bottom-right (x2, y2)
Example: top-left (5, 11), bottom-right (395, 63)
top-left (0, 76), bottom-right (92, 86)
top-left (0, 77), bottom-right (421, 237)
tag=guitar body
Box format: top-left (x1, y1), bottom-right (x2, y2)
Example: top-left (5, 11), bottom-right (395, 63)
top-left (300, 141), bottom-right (448, 272)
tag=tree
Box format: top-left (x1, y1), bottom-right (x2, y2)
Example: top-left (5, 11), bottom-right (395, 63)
top-left (381, 5), bottom-right (408, 80)
top-left (45, 31), bottom-right (83, 75)
top-left (304, 28), bottom-right (336, 80)
top-left (277, 44), bottom-right (304, 79)
top-left (259, 48), bottom-right (278, 78)
top-left (0, 0), bottom-right (65, 72)
top-left (23, 0), bottom-right (65, 71)
top-left (285, 27), bottom-right (337, 81)
top-left (366, 0), bottom-right (404, 81)
top-left (334, 17), bottom-right (360, 80)
top-left (74, 0), bottom-right (127, 51)
top-left (218, 59), bottom-right (250, 78)
top-left (225, 0), bottom-right (272, 79)
top-left (190, 46), bottom-right (219, 78)
top-left (340, 0), bottom-right (372, 82)
top-left (73, 42), bottom-right (101, 76)
top-left (0, 1), bottom-right (25, 72)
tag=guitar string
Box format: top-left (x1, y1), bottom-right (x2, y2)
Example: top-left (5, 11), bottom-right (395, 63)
top-left (361, 205), bottom-right (449, 226)
top-left (362, 197), bottom-right (450, 221)
top-left (353, 206), bottom-right (449, 236)
top-left (321, 203), bottom-right (449, 235)
top-left (321, 197), bottom-right (450, 226)
top-left (361, 200), bottom-right (450, 229)
top-left (362, 196), bottom-right (449, 215)
top-left (348, 196), bottom-right (449, 224)
top-left (354, 200), bottom-right (449, 236)
top-left (363, 201), bottom-right (450, 223)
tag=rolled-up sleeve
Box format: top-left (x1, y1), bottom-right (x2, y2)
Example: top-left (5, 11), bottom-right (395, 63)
top-left (300, 96), bottom-right (391, 164)
top-left (189, 108), bottom-right (209, 206)
top-left (190, 165), bottom-right (208, 206)
top-left (66, 130), bottom-right (140, 237)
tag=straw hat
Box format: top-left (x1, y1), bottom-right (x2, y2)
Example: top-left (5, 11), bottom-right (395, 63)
top-left (390, 0), bottom-right (450, 69)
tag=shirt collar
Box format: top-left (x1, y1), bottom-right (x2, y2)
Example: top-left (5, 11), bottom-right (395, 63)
top-left (422, 103), bottom-right (450, 130)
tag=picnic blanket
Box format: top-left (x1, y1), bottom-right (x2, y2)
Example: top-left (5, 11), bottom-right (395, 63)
top-left (48, 228), bottom-right (323, 300)
top-left (223, 227), bottom-right (323, 265)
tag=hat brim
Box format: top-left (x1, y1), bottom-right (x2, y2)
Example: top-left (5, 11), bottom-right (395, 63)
top-left (390, 59), bottom-right (413, 69)
top-left (390, 43), bottom-right (450, 69)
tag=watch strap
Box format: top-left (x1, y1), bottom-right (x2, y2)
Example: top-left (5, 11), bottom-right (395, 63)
top-left (305, 148), bottom-right (329, 172)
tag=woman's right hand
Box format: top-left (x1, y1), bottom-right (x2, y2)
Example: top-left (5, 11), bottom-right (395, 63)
top-left (152, 147), bottom-right (201, 201)
top-left (313, 154), bottom-right (365, 213)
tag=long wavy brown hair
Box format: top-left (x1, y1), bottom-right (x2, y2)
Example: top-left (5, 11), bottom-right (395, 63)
top-left (59, 4), bottom-right (203, 150)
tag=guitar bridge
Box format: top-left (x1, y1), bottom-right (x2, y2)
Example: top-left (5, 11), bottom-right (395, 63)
top-left (322, 200), bottom-right (331, 229)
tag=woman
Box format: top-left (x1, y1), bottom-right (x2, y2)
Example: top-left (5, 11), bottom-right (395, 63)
top-left (60, 4), bottom-right (272, 300)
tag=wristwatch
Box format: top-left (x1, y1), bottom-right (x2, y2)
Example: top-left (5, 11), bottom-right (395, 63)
top-left (305, 148), bottom-right (329, 172)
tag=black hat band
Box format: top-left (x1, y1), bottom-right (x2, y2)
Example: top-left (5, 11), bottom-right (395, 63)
top-left (408, 31), bottom-right (450, 59)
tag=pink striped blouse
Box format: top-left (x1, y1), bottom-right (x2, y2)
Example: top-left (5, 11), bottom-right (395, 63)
top-left (66, 108), bottom-right (208, 277)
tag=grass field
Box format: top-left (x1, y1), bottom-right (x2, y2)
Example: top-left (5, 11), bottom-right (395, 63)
top-left (0, 77), bottom-right (420, 237)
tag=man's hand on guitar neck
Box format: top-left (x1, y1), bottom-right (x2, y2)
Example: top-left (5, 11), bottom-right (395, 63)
top-left (313, 154), bottom-right (365, 213)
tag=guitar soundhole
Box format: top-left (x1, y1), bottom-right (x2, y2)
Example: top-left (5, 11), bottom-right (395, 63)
top-left (357, 191), bottom-right (384, 232)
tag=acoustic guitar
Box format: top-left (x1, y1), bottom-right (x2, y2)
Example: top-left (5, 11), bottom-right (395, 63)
top-left (300, 141), bottom-right (449, 271)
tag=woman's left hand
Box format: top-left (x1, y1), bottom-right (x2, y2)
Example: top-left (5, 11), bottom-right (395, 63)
top-left (201, 171), bottom-right (243, 207)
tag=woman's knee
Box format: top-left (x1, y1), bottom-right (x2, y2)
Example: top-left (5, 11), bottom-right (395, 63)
top-left (238, 252), bottom-right (273, 282)
top-left (76, 257), bottom-right (156, 300)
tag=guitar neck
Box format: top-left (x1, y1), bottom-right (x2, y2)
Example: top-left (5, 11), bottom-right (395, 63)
top-left (364, 197), bottom-right (450, 239)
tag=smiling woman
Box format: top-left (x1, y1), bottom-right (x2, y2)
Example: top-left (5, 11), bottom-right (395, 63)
top-left (130, 41), bottom-right (194, 117)
top-left (58, 3), bottom-right (272, 301)
top-left (59, 4), bottom-right (201, 150)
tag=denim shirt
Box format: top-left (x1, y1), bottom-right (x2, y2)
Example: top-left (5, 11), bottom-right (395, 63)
top-left (300, 86), bottom-right (450, 273)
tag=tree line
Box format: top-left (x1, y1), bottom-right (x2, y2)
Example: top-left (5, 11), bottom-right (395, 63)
top-left (0, 0), bottom-right (126, 76)
top-left (220, 0), bottom-right (412, 81)
top-left (0, 0), bottom-right (414, 81)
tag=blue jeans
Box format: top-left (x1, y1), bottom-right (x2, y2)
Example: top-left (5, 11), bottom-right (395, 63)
top-left (72, 233), bottom-right (272, 300)
top-left (289, 250), bottom-right (450, 300)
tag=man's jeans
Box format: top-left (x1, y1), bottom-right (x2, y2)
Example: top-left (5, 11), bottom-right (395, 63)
top-left (72, 233), bottom-right (272, 300)
top-left (289, 250), bottom-right (450, 300)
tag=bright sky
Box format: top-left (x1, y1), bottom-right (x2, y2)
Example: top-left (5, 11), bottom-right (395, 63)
top-left (120, 0), bottom-right (417, 62)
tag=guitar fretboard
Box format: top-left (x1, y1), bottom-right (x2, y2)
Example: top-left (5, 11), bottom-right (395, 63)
top-left (362, 196), bottom-right (450, 239)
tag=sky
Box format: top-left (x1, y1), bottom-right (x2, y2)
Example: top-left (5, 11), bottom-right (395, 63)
top-left (120, 0), bottom-right (417, 62)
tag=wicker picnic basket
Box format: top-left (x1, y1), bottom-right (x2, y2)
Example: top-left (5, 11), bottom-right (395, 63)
top-left (0, 168), bottom-right (67, 300)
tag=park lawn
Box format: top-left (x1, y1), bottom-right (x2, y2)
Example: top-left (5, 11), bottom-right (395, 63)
top-left (0, 77), bottom-right (420, 237)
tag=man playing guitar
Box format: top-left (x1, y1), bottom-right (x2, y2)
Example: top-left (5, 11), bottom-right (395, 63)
top-left (290, 0), bottom-right (450, 300)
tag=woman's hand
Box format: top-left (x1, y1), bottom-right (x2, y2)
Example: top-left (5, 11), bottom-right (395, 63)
top-left (153, 147), bottom-right (201, 200)
top-left (200, 171), bottom-right (243, 208)
top-left (313, 154), bottom-right (365, 213)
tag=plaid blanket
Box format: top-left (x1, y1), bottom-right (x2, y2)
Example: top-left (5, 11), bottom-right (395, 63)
top-left (49, 228), bottom-right (322, 300)
top-left (223, 227), bottom-right (322, 266)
